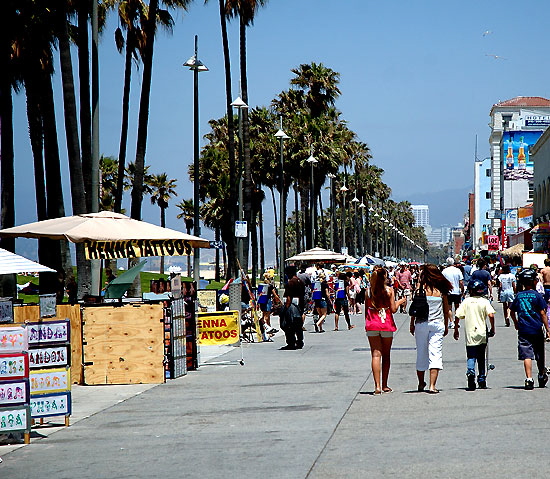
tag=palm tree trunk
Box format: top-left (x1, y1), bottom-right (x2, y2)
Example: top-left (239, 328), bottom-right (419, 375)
top-left (270, 186), bottom-right (278, 263)
top-left (318, 192), bottom-right (325, 248)
top-left (215, 227), bottom-right (221, 282)
top-left (259, 202), bottom-right (265, 274)
top-left (78, 3), bottom-right (92, 212)
top-left (250, 203), bottom-right (258, 287)
top-left (160, 205), bottom-right (165, 274)
top-left (218, 0), bottom-right (237, 279)
top-left (0, 50), bottom-right (16, 298)
top-left (300, 187), bottom-right (310, 250)
top-left (115, 31), bottom-right (134, 213)
top-left (294, 183), bottom-right (300, 253)
top-left (240, 18), bottom-right (252, 276)
top-left (58, 7), bottom-right (90, 297)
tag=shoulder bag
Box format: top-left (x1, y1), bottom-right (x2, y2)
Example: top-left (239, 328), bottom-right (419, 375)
top-left (409, 286), bottom-right (429, 322)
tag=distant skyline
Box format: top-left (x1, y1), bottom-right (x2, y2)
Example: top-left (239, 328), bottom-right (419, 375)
top-left (8, 0), bottom-right (550, 253)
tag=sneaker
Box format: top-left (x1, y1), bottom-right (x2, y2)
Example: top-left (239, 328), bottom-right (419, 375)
top-left (449, 321), bottom-right (455, 329)
top-left (525, 378), bottom-right (535, 390)
top-left (477, 376), bottom-right (487, 389)
top-left (467, 373), bottom-right (476, 391)
top-left (538, 373), bottom-right (548, 388)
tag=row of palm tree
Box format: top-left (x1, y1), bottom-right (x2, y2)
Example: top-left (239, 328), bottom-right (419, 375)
top-left (196, 62), bottom-right (428, 284)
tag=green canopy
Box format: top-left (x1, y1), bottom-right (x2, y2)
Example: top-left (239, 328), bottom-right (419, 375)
top-left (104, 261), bottom-right (148, 299)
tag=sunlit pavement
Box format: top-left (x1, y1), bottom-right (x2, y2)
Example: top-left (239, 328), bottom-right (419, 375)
top-left (1, 298), bottom-right (549, 478)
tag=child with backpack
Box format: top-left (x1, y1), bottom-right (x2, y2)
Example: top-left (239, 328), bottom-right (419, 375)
top-left (453, 279), bottom-right (496, 390)
top-left (510, 268), bottom-right (550, 389)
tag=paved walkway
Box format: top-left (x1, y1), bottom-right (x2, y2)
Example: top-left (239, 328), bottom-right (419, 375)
top-left (1, 302), bottom-right (549, 478)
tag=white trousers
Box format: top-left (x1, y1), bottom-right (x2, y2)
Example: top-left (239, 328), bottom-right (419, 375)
top-left (414, 320), bottom-right (444, 371)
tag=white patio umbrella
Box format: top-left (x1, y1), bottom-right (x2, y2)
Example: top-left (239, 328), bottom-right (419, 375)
top-left (0, 211), bottom-right (210, 248)
top-left (0, 248), bottom-right (56, 275)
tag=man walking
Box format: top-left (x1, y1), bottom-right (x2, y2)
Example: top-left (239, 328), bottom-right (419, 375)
top-left (395, 262), bottom-right (412, 313)
top-left (280, 265), bottom-right (305, 350)
top-left (471, 259), bottom-right (493, 300)
top-left (443, 257), bottom-right (464, 329)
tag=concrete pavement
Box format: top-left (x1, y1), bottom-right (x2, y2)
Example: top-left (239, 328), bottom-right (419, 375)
top-left (1, 300), bottom-right (549, 478)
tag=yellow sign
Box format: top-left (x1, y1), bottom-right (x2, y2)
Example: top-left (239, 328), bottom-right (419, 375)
top-left (84, 239), bottom-right (192, 260)
top-left (197, 311), bottom-right (240, 345)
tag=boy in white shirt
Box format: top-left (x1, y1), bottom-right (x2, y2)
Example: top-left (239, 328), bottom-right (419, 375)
top-left (454, 279), bottom-right (496, 390)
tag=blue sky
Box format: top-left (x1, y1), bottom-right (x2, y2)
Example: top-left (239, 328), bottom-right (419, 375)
top-left (10, 0), bottom-right (550, 259)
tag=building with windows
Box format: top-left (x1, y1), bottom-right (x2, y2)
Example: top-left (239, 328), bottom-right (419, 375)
top-left (412, 205), bottom-right (429, 227)
top-left (489, 97), bottom-right (550, 239)
top-left (473, 157), bottom-right (492, 250)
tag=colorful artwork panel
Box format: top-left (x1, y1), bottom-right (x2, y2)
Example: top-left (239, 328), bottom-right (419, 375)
top-left (0, 352), bottom-right (29, 380)
top-left (0, 405), bottom-right (30, 433)
top-left (30, 392), bottom-right (71, 418)
top-left (28, 346), bottom-right (69, 369)
top-left (0, 379), bottom-right (29, 406)
top-left (30, 367), bottom-right (71, 395)
top-left (0, 325), bottom-right (28, 352)
top-left (28, 319), bottom-right (70, 346)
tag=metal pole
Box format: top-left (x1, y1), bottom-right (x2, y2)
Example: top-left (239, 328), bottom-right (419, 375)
top-left (238, 108), bottom-right (243, 268)
top-left (279, 119), bottom-right (285, 289)
top-left (193, 35), bottom-right (201, 285)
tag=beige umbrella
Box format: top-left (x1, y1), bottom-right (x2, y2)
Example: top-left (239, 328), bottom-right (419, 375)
top-left (0, 211), bottom-right (210, 259)
top-left (286, 247), bottom-right (349, 262)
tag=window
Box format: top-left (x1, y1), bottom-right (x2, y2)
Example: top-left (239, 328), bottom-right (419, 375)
top-left (485, 192), bottom-right (492, 199)
top-left (528, 182), bottom-right (534, 201)
top-left (485, 169), bottom-right (491, 177)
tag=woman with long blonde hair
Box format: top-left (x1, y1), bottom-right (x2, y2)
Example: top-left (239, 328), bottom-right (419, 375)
top-left (365, 267), bottom-right (406, 394)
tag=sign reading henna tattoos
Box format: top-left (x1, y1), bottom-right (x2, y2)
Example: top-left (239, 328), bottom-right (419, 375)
top-left (0, 405), bottom-right (30, 433)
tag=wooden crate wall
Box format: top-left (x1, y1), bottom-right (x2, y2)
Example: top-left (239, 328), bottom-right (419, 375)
top-left (82, 304), bottom-right (164, 385)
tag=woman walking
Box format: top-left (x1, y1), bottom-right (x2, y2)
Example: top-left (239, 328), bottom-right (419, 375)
top-left (497, 264), bottom-right (516, 327)
top-left (313, 273), bottom-right (330, 332)
top-left (365, 267), bottom-right (406, 394)
top-left (409, 263), bottom-right (452, 394)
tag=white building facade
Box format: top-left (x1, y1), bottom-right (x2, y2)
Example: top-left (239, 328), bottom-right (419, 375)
top-left (412, 205), bottom-right (429, 227)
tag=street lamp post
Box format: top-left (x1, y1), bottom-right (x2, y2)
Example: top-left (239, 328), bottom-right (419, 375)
top-left (183, 35), bottom-right (208, 285)
top-left (340, 183), bottom-right (349, 253)
top-left (275, 119), bottom-right (289, 289)
top-left (359, 199), bottom-right (366, 256)
top-left (231, 96), bottom-right (248, 270)
top-left (351, 194), bottom-right (360, 257)
top-left (306, 152), bottom-right (318, 247)
top-left (327, 173), bottom-right (335, 251)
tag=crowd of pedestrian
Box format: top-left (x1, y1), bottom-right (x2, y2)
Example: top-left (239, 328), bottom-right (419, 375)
top-left (253, 256), bottom-right (550, 394)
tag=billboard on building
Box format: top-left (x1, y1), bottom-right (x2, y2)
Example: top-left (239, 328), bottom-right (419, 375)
top-left (505, 208), bottom-right (518, 235)
top-left (501, 130), bottom-right (543, 180)
top-left (518, 205), bottom-right (533, 233)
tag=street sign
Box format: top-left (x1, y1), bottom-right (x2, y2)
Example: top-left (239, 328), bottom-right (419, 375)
top-left (235, 221), bottom-right (247, 238)
top-left (487, 235), bottom-right (499, 250)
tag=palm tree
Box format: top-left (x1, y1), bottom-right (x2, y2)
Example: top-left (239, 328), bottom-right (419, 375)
top-left (130, 0), bottom-right (189, 221)
top-left (226, 0), bottom-right (268, 276)
top-left (176, 199), bottom-right (195, 277)
top-left (150, 173), bottom-right (177, 274)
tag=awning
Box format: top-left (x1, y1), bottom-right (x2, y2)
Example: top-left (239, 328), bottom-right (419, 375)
top-left (0, 248), bottom-right (56, 275)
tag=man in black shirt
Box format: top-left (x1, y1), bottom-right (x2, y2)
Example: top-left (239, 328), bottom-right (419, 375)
top-left (281, 265), bottom-right (305, 350)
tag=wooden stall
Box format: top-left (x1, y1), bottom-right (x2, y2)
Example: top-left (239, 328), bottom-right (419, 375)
top-left (13, 304), bottom-right (83, 385)
top-left (82, 304), bottom-right (164, 385)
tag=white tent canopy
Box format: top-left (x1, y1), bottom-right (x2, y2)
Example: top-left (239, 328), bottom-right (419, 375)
top-left (286, 247), bottom-right (349, 263)
top-left (0, 248), bottom-right (56, 275)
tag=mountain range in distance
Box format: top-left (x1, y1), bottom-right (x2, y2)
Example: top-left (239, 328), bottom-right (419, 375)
top-left (394, 185), bottom-right (472, 228)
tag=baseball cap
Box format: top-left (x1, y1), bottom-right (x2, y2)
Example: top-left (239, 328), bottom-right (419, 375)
top-left (446, 257), bottom-right (454, 265)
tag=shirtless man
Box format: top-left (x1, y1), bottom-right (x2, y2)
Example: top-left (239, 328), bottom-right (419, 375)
top-left (540, 259), bottom-right (550, 301)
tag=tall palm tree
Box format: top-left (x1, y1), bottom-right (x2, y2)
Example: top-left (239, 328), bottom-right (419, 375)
top-left (150, 172), bottom-right (177, 274)
top-left (176, 199), bottom-right (195, 277)
top-left (130, 0), bottom-right (188, 221)
top-left (226, 0), bottom-right (268, 276)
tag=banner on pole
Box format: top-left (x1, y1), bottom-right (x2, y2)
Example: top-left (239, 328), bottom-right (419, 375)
top-left (197, 311), bottom-right (239, 345)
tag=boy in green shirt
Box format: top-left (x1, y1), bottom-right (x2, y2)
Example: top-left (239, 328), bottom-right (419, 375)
top-left (454, 279), bottom-right (496, 390)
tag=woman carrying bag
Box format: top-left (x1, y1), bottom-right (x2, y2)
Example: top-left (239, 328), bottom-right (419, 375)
top-left (409, 264), bottom-right (452, 394)
top-left (365, 267), bottom-right (407, 394)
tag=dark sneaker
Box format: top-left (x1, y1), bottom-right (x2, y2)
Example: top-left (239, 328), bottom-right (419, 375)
top-left (538, 374), bottom-right (548, 388)
top-left (478, 378), bottom-right (487, 389)
top-left (525, 378), bottom-right (535, 390)
top-left (467, 373), bottom-right (476, 391)
top-left (279, 345), bottom-right (296, 350)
